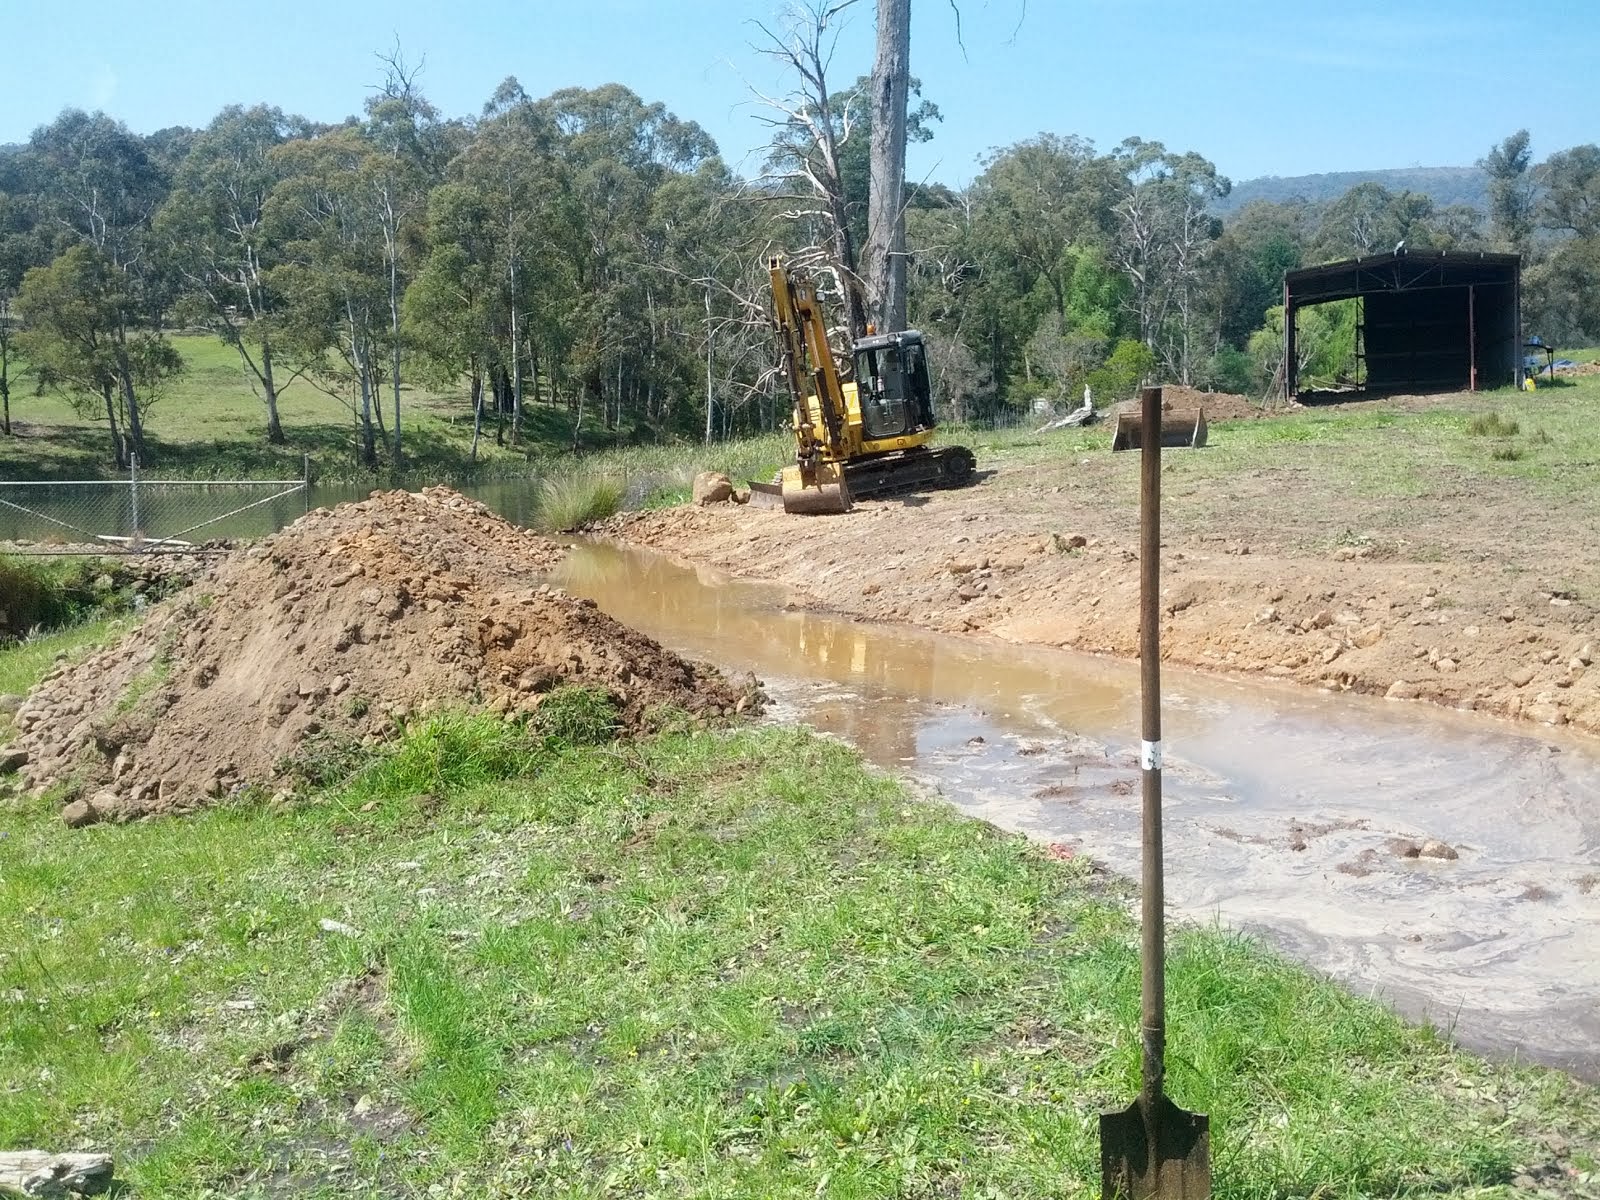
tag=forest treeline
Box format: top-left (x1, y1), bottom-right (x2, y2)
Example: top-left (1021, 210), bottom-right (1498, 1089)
top-left (1, 61), bottom-right (1596, 468)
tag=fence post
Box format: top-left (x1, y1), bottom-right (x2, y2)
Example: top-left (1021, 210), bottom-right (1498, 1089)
top-left (303, 454), bottom-right (312, 517)
top-left (129, 454), bottom-right (141, 548)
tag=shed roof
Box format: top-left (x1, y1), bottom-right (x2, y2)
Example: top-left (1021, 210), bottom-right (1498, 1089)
top-left (1285, 249), bottom-right (1520, 306)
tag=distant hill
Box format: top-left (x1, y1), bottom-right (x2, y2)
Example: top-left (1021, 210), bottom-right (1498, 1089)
top-left (1216, 166), bottom-right (1488, 214)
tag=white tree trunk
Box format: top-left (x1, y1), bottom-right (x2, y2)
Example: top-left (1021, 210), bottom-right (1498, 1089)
top-left (866, 0), bottom-right (911, 333)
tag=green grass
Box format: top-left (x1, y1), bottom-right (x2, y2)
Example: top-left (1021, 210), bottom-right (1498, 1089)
top-left (0, 616), bottom-right (121, 699)
top-left (1468, 412), bottom-right (1521, 437)
top-left (534, 473), bottom-right (627, 533)
top-left (0, 333), bottom-right (780, 484)
top-left (2, 625), bottom-right (1594, 1196)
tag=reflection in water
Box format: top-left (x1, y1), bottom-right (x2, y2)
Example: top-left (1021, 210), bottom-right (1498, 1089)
top-left (553, 538), bottom-right (1600, 1079)
top-left (553, 538), bottom-right (1134, 765)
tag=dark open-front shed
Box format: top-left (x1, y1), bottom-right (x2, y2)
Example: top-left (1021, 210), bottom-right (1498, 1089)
top-left (1284, 250), bottom-right (1521, 398)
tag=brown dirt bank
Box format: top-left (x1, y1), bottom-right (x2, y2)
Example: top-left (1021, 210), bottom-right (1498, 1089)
top-left (607, 467), bottom-right (1600, 738)
top-left (10, 488), bottom-right (758, 822)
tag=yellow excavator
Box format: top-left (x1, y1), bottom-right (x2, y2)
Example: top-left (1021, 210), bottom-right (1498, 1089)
top-left (750, 257), bottom-right (976, 514)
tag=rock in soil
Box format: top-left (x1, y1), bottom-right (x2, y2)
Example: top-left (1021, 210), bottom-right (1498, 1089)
top-left (693, 471), bottom-right (734, 505)
top-left (14, 488), bottom-right (759, 823)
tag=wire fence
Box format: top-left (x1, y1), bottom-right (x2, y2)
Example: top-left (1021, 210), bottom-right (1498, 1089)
top-left (0, 456), bottom-right (312, 555)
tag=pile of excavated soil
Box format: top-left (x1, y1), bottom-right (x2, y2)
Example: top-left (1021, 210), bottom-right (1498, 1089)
top-left (1118, 384), bottom-right (1285, 423)
top-left (10, 488), bottom-right (758, 823)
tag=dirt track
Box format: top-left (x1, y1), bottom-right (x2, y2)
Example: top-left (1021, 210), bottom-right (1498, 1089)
top-left (611, 419), bottom-right (1600, 739)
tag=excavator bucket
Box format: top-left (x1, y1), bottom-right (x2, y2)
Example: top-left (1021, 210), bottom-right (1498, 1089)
top-left (1112, 407), bottom-right (1208, 451)
top-left (746, 479), bottom-right (785, 510)
top-left (778, 461), bottom-right (853, 515)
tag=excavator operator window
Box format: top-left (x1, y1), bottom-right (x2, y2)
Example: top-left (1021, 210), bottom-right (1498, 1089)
top-left (855, 345), bottom-right (913, 440)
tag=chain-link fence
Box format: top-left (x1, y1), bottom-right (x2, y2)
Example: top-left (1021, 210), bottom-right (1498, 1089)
top-left (0, 457), bottom-right (311, 554)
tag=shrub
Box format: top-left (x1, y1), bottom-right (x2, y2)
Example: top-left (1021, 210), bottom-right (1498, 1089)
top-left (535, 473), bottom-right (625, 532)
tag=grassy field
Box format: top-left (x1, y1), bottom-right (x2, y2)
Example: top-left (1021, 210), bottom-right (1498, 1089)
top-left (0, 334), bottom-right (766, 484)
top-left (1, 632), bottom-right (1597, 1197)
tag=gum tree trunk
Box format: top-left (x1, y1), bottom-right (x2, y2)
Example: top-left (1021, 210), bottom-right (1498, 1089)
top-left (866, 0), bottom-right (910, 333)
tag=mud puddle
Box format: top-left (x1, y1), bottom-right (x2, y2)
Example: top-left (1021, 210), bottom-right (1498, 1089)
top-left (551, 540), bottom-right (1600, 1079)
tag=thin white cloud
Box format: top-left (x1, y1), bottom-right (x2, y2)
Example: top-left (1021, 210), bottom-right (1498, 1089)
top-left (88, 65), bottom-right (118, 112)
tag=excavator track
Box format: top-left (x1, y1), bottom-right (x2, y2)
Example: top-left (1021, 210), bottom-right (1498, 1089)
top-left (842, 445), bottom-right (976, 498)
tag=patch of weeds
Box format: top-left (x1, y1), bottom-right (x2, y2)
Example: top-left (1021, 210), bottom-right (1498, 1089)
top-left (1491, 444), bottom-right (1525, 461)
top-left (1467, 412), bottom-right (1520, 437)
top-left (640, 700), bottom-right (699, 735)
top-left (282, 730), bottom-right (381, 791)
top-left (342, 710), bottom-right (545, 803)
top-left (533, 684), bottom-right (620, 745)
top-left (535, 473), bottom-right (625, 532)
top-left (1530, 427), bottom-right (1553, 445)
top-left (344, 693), bottom-right (372, 720)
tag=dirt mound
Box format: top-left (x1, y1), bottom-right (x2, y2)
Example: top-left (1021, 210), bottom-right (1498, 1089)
top-left (10, 488), bottom-right (758, 822)
top-left (1126, 384), bottom-right (1287, 422)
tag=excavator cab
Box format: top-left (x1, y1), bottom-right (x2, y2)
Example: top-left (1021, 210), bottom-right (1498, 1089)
top-left (852, 331), bottom-right (936, 441)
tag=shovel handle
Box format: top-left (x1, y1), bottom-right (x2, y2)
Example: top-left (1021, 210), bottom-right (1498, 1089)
top-left (1139, 385), bottom-right (1166, 1109)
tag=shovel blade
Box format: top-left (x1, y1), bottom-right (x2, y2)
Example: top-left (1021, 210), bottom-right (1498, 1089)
top-left (1099, 1095), bottom-right (1211, 1199)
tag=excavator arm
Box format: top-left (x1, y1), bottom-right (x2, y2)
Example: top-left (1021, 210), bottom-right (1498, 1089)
top-left (764, 258), bottom-right (854, 513)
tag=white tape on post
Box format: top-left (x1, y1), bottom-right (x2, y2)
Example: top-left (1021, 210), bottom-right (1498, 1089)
top-left (1140, 739), bottom-right (1164, 771)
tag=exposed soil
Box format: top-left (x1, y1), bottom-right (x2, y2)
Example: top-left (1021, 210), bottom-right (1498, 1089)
top-left (10, 488), bottom-right (757, 821)
top-left (1118, 384), bottom-right (1285, 422)
top-left (607, 413), bottom-right (1600, 740)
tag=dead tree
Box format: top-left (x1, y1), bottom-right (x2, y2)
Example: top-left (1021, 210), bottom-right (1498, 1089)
top-left (749, 0), bottom-right (870, 339)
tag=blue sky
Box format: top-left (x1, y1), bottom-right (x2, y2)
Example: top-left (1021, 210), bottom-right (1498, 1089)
top-left (6, 0), bottom-right (1594, 186)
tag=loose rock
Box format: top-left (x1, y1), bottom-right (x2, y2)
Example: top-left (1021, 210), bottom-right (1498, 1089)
top-left (692, 471), bottom-right (734, 505)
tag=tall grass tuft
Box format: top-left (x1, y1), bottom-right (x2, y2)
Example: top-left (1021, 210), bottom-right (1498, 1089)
top-left (1467, 412), bottom-right (1519, 437)
top-left (534, 473), bottom-right (625, 532)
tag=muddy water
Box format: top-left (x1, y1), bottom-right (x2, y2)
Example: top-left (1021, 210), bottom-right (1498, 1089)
top-left (551, 540), bottom-right (1600, 1079)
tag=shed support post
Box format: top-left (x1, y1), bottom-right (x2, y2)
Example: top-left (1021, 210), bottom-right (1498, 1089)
top-left (1468, 284), bottom-right (1477, 392)
top-left (1283, 282), bottom-right (1296, 400)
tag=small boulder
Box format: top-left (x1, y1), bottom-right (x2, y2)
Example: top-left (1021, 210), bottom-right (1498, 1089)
top-left (0, 747), bottom-right (27, 774)
top-left (1419, 839), bottom-right (1459, 861)
top-left (1386, 680), bottom-right (1421, 701)
top-left (62, 795), bottom-right (105, 827)
top-left (1507, 665), bottom-right (1537, 688)
top-left (0, 693), bottom-right (23, 716)
top-left (692, 471), bottom-right (734, 505)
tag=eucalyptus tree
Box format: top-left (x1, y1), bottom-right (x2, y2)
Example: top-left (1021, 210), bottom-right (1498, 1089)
top-left (0, 180), bottom-right (50, 436)
top-left (534, 84), bottom-right (717, 434)
top-left (156, 105), bottom-right (312, 444)
top-left (1109, 139), bottom-right (1229, 384)
top-left (405, 181), bottom-right (502, 460)
top-left (1528, 144), bottom-right (1600, 341)
top-left (361, 51), bottom-right (450, 467)
top-left (1481, 130), bottom-right (1536, 256)
top-left (752, 0), bottom-right (871, 338)
top-left (265, 129), bottom-right (388, 467)
top-left (441, 77), bottom-right (577, 443)
top-left (865, 0), bottom-right (910, 332)
top-left (14, 244), bottom-right (182, 465)
top-left (22, 110), bottom-right (173, 460)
